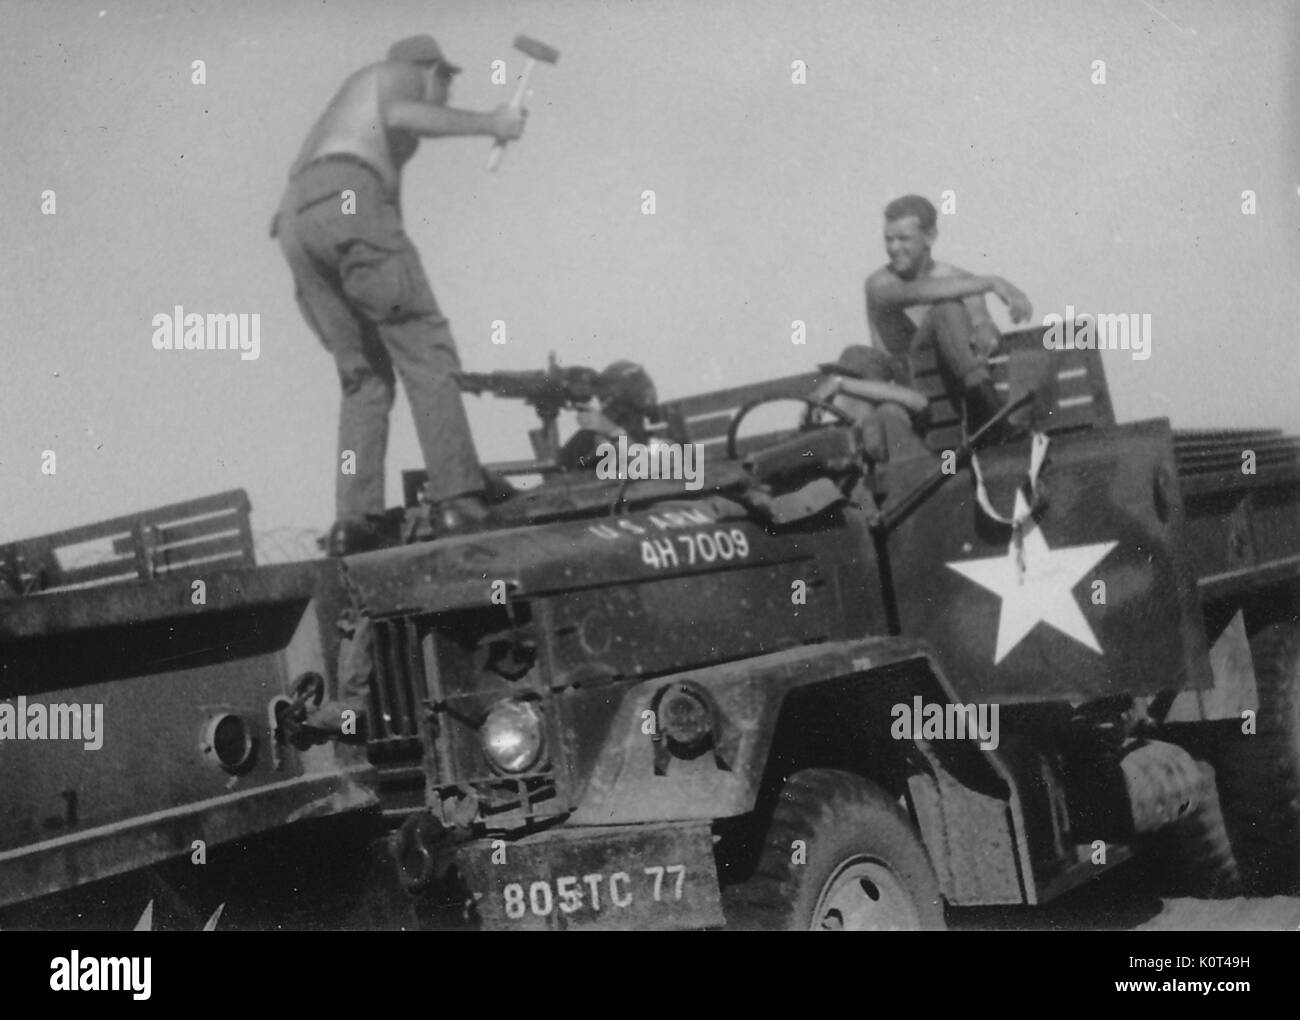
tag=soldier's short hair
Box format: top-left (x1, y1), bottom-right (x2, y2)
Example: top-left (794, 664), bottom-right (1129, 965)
top-left (884, 194), bottom-right (937, 232)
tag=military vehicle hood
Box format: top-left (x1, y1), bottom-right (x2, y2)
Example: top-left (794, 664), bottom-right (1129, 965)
top-left (344, 501), bottom-right (746, 618)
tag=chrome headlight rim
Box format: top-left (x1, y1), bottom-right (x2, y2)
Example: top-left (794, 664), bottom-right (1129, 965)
top-left (481, 697), bottom-right (546, 775)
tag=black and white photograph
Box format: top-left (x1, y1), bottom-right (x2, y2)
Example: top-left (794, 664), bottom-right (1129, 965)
top-left (1, 0), bottom-right (1298, 960)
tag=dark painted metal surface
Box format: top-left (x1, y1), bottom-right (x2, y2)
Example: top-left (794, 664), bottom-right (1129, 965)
top-left (0, 763), bottom-right (376, 909)
top-left (886, 419), bottom-right (1213, 704)
top-left (456, 822), bottom-right (722, 930)
top-left (569, 636), bottom-right (964, 824)
top-left (355, 496), bottom-right (883, 831)
top-left (7, 347), bottom-right (1298, 926)
top-left (0, 556), bottom-right (369, 906)
top-left (1175, 428), bottom-right (1300, 605)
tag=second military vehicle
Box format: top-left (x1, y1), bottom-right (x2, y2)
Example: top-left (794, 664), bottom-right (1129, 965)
top-left (341, 326), bottom-right (1300, 929)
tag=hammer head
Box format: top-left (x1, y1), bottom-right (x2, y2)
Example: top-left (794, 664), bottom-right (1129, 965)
top-left (513, 34), bottom-right (559, 64)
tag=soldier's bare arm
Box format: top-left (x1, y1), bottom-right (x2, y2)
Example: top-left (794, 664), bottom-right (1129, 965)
top-left (835, 376), bottom-right (931, 414)
top-left (866, 269), bottom-right (1032, 323)
top-left (941, 266), bottom-right (1007, 355)
top-left (867, 268), bottom-right (997, 309)
top-left (384, 99), bottom-right (525, 140)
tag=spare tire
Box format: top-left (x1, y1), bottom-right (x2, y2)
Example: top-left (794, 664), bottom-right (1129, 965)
top-left (1213, 623), bottom-right (1300, 893)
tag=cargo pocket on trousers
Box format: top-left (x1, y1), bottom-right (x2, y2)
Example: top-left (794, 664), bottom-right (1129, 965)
top-left (337, 240), bottom-right (441, 325)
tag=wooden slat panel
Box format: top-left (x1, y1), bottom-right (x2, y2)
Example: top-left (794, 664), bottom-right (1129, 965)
top-left (683, 412), bottom-right (744, 443)
top-left (21, 490), bottom-right (249, 552)
top-left (1178, 444), bottom-right (1299, 462)
top-left (154, 552), bottom-right (251, 576)
top-left (109, 518), bottom-right (247, 560)
top-left (1177, 436), bottom-right (1293, 453)
top-left (1055, 374), bottom-right (1096, 396)
top-left (1177, 428), bottom-right (1282, 442)
top-left (4, 489), bottom-right (253, 593)
top-left (700, 430), bottom-right (801, 461)
top-left (153, 534), bottom-right (253, 571)
top-left (930, 400), bottom-right (961, 424)
top-left (662, 372), bottom-right (819, 421)
top-left (925, 425), bottom-right (965, 453)
top-left (54, 556), bottom-right (141, 587)
top-left (47, 551), bottom-right (256, 591)
top-left (154, 514), bottom-right (245, 547)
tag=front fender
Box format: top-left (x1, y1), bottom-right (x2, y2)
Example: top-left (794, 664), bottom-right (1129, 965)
top-left (571, 636), bottom-right (944, 825)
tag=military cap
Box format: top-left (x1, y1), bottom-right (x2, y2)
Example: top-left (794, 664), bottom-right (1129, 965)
top-left (818, 344), bottom-right (897, 383)
top-left (387, 34), bottom-right (461, 74)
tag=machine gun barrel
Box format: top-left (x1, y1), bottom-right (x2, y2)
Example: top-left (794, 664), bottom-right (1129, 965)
top-left (453, 365), bottom-right (601, 413)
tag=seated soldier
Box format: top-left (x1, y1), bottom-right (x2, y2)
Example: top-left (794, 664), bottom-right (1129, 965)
top-left (865, 194), bottom-right (1032, 439)
top-left (558, 360), bottom-right (661, 471)
top-left (811, 345), bottom-right (934, 463)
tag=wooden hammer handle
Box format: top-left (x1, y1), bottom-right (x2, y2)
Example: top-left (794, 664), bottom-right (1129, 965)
top-left (487, 58), bottom-right (535, 172)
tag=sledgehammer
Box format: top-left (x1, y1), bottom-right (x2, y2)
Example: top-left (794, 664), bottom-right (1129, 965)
top-left (487, 34), bottom-right (559, 171)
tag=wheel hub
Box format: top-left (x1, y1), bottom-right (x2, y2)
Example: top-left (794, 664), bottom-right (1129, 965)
top-left (813, 857), bottom-right (921, 931)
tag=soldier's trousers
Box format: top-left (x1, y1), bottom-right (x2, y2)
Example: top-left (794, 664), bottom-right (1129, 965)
top-left (275, 157), bottom-right (483, 520)
top-left (914, 300), bottom-right (991, 393)
top-left (885, 299), bottom-right (991, 395)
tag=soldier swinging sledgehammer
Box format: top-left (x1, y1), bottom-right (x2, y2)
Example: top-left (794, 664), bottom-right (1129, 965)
top-left (272, 34), bottom-right (529, 555)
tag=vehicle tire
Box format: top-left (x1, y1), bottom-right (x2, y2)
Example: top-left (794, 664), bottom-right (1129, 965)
top-left (1213, 622), bottom-right (1300, 893)
top-left (723, 768), bottom-right (945, 930)
top-left (1137, 760), bottom-right (1241, 898)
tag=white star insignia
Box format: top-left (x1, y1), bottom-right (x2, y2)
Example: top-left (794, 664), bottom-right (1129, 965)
top-left (946, 491), bottom-right (1118, 665)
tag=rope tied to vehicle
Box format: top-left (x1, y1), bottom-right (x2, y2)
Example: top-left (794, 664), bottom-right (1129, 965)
top-left (970, 431), bottom-right (1051, 582)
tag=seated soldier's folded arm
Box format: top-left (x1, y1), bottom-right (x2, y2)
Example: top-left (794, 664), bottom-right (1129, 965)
top-left (833, 375), bottom-right (931, 415)
top-left (864, 269), bottom-right (1001, 312)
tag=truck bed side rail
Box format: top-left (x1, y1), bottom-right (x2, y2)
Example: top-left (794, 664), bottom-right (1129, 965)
top-left (650, 324), bottom-right (1115, 460)
top-left (1175, 429), bottom-right (1300, 601)
top-left (0, 489), bottom-right (255, 597)
top-left (401, 326), bottom-right (1115, 490)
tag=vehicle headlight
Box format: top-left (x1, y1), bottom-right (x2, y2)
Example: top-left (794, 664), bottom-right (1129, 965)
top-left (481, 698), bottom-right (545, 774)
top-left (657, 682), bottom-right (714, 753)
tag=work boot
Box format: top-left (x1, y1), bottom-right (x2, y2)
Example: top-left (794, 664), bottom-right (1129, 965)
top-left (325, 517), bottom-right (391, 557)
top-left (430, 493), bottom-right (492, 537)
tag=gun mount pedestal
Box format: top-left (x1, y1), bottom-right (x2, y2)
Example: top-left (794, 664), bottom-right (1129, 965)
top-left (528, 411), bottom-right (562, 463)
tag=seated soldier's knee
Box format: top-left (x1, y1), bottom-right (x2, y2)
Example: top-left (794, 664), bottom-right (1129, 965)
top-left (928, 299), bottom-right (973, 327)
top-left (877, 402), bottom-right (915, 431)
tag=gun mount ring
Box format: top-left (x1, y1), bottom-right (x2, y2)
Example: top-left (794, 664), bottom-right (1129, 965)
top-left (725, 396), bottom-right (858, 462)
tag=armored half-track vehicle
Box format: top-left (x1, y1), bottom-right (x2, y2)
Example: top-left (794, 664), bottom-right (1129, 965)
top-left (352, 326), bottom-right (1300, 929)
top-left (3, 325), bottom-right (1298, 930)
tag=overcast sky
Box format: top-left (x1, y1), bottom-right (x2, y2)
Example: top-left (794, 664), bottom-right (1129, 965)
top-left (2, 0), bottom-right (1296, 544)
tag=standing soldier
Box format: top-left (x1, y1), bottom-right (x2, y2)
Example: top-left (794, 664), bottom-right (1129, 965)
top-left (273, 35), bottom-right (527, 554)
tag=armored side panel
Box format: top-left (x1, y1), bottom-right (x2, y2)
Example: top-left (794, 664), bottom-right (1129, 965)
top-left (1174, 428), bottom-right (1300, 606)
top-left (884, 418), bottom-right (1212, 704)
top-left (346, 497), bottom-right (884, 828)
top-left (0, 561), bottom-right (376, 908)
